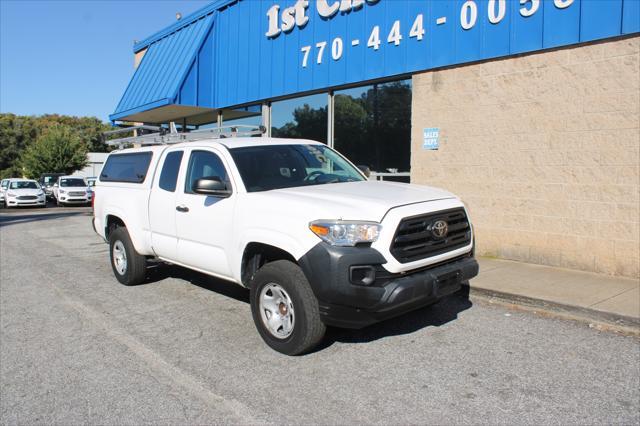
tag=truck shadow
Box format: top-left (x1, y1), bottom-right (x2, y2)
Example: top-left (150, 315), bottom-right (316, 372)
top-left (146, 264), bottom-right (250, 303)
top-left (146, 264), bottom-right (473, 349)
top-left (0, 210), bottom-right (90, 227)
top-left (320, 287), bottom-right (472, 350)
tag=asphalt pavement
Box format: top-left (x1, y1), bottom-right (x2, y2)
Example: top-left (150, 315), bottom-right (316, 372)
top-left (1, 209), bottom-right (639, 424)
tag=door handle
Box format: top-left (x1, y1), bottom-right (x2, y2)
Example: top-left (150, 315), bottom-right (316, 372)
top-left (176, 205), bottom-right (189, 213)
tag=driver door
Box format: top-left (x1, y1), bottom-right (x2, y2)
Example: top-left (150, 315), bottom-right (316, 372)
top-left (175, 148), bottom-right (236, 278)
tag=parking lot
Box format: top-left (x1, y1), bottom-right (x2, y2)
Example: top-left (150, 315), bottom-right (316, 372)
top-left (1, 209), bottom-right (639, 424)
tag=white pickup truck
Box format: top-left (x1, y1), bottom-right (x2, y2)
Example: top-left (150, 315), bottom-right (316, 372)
top-left (93, 136), bottom-right (478, 355)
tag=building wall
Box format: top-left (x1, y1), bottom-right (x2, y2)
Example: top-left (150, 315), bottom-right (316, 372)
top-left (75, 153), bottom-right (108, 179)
top-left (411, 36), bottom-right (639, 278)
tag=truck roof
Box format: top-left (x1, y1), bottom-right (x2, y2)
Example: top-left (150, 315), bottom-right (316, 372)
top-left (110, 137), bottom-right (325, 154)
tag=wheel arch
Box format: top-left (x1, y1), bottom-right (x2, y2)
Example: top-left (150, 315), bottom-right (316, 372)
top-left (240, 242), bottom-right (297, 287)
top-left (102, 211), bottom-right (153, 256)
top-left (105, 214), bottom-right (126, 239)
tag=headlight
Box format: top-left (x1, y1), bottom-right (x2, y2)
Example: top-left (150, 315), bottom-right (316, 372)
top-left (7, 192), bottom-right (16, 197)
top-left (59, 189), bottom-right (66, 194)
top-left (309, 220), bottom-right (381, 247)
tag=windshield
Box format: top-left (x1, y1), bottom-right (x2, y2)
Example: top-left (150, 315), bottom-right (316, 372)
top-left (230, 144), bottom-right (365, 192)
top-left (10, 181), bottom-right (39, 189)
top-left (60, 178), bottom-right (86, 187)
top-left (41, 176), bottom-right (59, 186)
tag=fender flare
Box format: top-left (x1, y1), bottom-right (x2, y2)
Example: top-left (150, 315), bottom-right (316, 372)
top-left (102, 206), bottom-right (153, 256)
top-left (233, 228), bottom-right (316, 282)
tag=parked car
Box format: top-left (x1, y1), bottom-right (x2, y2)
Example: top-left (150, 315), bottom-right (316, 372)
top-left (4, 179), bottom-right (46, 208)
top-left (86, 177), bottom-right (97, 188)
top-left (53, 176), bottom-right (92, 207)
top-left (39, 173), bottom-right (65, 200)
top-left (0, 178), bottom-right (10, 206)
top-left (94, 137), bottom-right (478, 355)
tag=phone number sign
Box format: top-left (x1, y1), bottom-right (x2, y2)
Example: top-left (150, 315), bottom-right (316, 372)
top-left (213, 0), bottom-right (638, 108)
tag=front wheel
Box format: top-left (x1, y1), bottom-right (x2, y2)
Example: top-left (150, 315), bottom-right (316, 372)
top-left (109, 227), bottom-right (147, 286)
top-left (250, 260), bottom-right (325, 356)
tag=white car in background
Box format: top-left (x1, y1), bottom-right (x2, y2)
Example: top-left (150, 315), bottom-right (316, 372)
top-left (0, 178), bottom-right (9, 206)
top-left (53, 176), bottom-right (92, 207)
top-left (4, 179), bottom-right (46, 208)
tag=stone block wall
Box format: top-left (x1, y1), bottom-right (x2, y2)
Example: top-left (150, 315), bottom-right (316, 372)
top-left (411, 36), bottom-right (639, 278)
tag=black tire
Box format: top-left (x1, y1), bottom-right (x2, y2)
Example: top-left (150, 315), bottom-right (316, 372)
top-left (56, 198), bottom-right (63, 207)
top-left (250, 260), bottom-right (325, 356)
top-left (108, 226), bottom-right (147, 286)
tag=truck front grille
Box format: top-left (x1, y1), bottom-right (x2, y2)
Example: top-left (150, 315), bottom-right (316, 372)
top-left (390, 208), bottom-right (472, 263)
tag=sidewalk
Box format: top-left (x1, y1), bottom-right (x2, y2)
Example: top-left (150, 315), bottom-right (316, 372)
top-left (468, 257), bottom-right (640, 330)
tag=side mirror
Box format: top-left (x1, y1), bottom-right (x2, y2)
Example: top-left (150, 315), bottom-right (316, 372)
top-left (193, 177), bottom-right (231, 198)
top-left (357, 165), bottom-right (371, 178)
top-left (53, 183), bottom-right (58, 188)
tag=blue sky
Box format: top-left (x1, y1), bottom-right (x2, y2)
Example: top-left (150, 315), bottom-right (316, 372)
top-left (1, 0), bottom-right (211, 122)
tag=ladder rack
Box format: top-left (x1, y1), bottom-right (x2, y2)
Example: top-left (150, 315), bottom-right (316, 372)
top-left (104, 124), bottom-right (266, 149)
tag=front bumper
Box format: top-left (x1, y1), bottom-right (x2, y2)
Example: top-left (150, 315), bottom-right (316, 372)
top-left (59, 195), bottom-right (91, 203)
top-left (298, 242), bottom-right (478, 329)
top-left (6, 197), bottom-right (46, 207)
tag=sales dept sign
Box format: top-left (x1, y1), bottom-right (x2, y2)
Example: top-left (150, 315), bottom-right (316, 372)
top-left (265, 0), bottom-right (578, 69)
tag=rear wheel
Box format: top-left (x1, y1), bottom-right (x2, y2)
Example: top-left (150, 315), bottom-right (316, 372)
top-left (109, 226), bottom-right (146, 286)
top-left (250, 260), bottom-right (325, 355)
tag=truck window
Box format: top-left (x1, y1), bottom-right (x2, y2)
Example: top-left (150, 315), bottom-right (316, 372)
top-left (230, 144), bottom-right (364, 192)
top-left (159, 151), bottom-right (183, 192)
top-left (100, 152), bottom-right (153, 183)
top-left (184, 150), bottom-right (230, 194)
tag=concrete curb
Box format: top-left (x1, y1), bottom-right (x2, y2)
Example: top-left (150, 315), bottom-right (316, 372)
top-left (464, 284), bottom-right (640, 335)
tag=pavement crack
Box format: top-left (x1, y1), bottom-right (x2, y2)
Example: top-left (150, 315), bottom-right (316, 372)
top-left (587, 286), bottom-right (639, 309)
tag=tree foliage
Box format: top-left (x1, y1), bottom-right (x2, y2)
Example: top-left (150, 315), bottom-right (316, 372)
top-left (272, 104), bottom-right (328, 143)
top-left (0, 114), bottom-right (39, 178)
top-left (20, 125), bottom-right (89, 179)
top-left (0, 113), bottom-right (113, 178)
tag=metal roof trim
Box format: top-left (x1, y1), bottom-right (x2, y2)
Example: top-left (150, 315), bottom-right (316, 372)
top-left (133, 0), bottom-right (235, 53)
top-left (109, 98), bottom-right (172, 122)
top-left (111, 13), bottom-right (215, 123)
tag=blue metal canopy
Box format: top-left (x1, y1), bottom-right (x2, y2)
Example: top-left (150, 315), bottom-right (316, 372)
top-left (109, 12), bottom-right (215, 123)
top-left (111, 0), bottom-right (639, 125)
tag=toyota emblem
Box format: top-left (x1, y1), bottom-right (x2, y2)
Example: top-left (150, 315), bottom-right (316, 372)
top-left (431, 220), bottom-right (448, 239)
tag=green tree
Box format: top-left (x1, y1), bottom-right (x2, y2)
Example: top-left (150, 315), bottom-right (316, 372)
top-left (37, 114), bottom-right (110, 152)
top-left (0, 114), bottom-right (40, 178)
top-left (0, 113), bottom-right (113, 178)
top-left (20, 125), bottom-right (88, 178)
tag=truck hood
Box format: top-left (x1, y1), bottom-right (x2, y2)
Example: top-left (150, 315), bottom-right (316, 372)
top-left (257, 181), bottom-right (456, 222)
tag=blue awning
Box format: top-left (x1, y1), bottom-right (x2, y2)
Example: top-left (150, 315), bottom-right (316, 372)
top-left (109, 12), bottom-right (215, 123)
